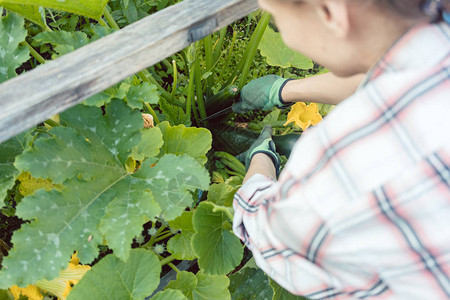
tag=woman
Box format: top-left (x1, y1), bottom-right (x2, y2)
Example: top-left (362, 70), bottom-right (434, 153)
top-left (232, 0), bottom-right (449, 298)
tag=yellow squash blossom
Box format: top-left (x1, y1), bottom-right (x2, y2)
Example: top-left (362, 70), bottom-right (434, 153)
top-left (9, 252), bottom-right (90, 300)
top-left (9, 285), bottom-right (43, 300)
top-left (284, 102), bottom-right (322, 131)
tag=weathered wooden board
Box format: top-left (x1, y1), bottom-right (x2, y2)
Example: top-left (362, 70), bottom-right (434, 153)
top-left (0, 0), bottom-right (259, 144)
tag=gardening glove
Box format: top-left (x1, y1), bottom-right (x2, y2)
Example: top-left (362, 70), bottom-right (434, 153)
top-left (237, 125), bottom-right (281, 176)
top-left (232, 75), bottom-right (293, 113)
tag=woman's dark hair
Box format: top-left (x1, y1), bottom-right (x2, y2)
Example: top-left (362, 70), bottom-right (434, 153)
top-left (384, 0), bottom-right (447, 21)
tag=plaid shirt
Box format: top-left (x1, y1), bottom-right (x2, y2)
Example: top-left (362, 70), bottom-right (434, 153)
top-left (233, 21), bottom-right (450, 299)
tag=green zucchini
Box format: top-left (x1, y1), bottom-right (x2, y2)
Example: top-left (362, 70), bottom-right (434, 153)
top-left (204, 85), bottom-right (240, 116)
top-left (211, 125), bottom-right (301, 158)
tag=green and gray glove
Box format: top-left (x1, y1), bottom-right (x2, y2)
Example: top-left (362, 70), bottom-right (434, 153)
top-left (232, 75), bottom-right (293, 113)
top-left (237, 125), bottom-right (281, 176)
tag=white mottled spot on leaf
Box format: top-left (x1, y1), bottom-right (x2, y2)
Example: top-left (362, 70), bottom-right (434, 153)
top-left (21, 261), bottom-right (28, 271)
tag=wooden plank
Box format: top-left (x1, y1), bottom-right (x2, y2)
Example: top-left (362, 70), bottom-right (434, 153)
top-left (0, 0), bottom-right (259, 144)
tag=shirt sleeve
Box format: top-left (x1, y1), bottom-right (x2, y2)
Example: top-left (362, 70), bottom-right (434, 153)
top-left (233, 148), bottom-right (450, 300)
top-left (233, 173), bottom-right (350, 299)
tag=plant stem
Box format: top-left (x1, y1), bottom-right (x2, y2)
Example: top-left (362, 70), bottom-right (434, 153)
top-left (154, 232), bottom-right (174, 243)
top-left (186, 59), bottom-right (196, 121)
top-left (44, 119), bottom-right (61, 128)
top-left (143, 101), bottom-right (160, 124)
top-left (167, 262), bottom-right (180, 273)
top-left (216, 29), bottom-right (237, 85)
top-left (194, 56), bottom-right (208, 123)
top-left (224, 11), bottom-right (270, 88)
top-left (180, 51), bottom-right (190, 77)
top-left (103, 7), bottom-right (120, 30)
top-left (139, 71), bottom-right (185, 109)
top-left (159, 255), bottom-right (176, 266)
top-left (238, 11), bottom-right (271, 89)
top-left (213, 27), bottom-right (227, 63)
top-left (171, 59), bottom-right (178, 97)
top-left (97, 18), bottom-right (109, 28)
top-left (281, 127), bottom-right (294, 135)
top-left (47, 9), bottom-right (60, 30)
top-left (203, 35), bottom-right (213, 98)
top-left (224, 210), bottom-right (234, 222)
top-left (144, 225), bottom-right (166, 248)
top-left (21, 41), bottom-right (46, 64)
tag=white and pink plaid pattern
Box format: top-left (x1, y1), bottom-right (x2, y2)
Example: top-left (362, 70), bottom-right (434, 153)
top-left (233, 21), bottom-right (450, 299)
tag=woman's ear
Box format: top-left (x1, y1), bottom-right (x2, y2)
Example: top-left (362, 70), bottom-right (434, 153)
top-left (315, 0), bottom-right (350, 38)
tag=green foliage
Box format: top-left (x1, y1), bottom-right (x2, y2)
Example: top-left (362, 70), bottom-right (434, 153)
top-left (67, 249), bottom-right (161, 300)
top-left (33, 31), bottom-right (90, 58)
top-left (166, 271), bottom-right (231, 300)
top-left (0, 101), bottom-right (210, 288)
top-left (84, 80), bottom-right (159, 110)
top-left (0, 3), bottom-right (46, 28)
top-left (0, 131), bottom-right (30, 202)
top-left (0, 0), bottom-right (109, 19)
top-left (258, 26), bottom-right (313, 69)
top-left (270, 279), bottom-right (307, 300)
top-left (206, 182), bottom-right (239, 207)
top-left (136, 154), bottom-right (209, 221)
top-left (152, 289), bottom-right (187, 300)
top-left (158, 100), bottom-right (190, 126)
top-left (229, 267), bottom-right (273, 300)
top-left (83, 91), bottom-right (113, 107)
top-left (0, 3), bottom-right (324, 298)
top-left (131, 127), bottom-right (164, 161)
top-left (167, 211), bottom-right (196, 260)
top-left (127, 82), bottom-right (159, 109)
top-left (0, 13), bottom-right (29, 83)
top-left (192, 202), bottom-right (243, 275)
top-left (157, 121), bottom-right (212, 165)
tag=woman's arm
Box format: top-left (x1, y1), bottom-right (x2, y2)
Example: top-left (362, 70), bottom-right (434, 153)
top-left (243, 153), bottom-right (276, 184)
top-left (281, 72), bottom-right (365, 105)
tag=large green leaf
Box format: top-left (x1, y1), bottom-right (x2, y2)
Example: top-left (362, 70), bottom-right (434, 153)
top-left (135, 155), bottom-right (210, 221)
top-left (0, 13), bottom-right (30, 83)
top-left (131, 127), bottom-right (164, 161)
top-left (167, 211), bottom-right (197, 260)
top-left (33, 31), bottom-right (90, 58)
top-left (83, 91), bottom-right (113, 107)
top-left (157, 121), bottom-right (212, 165)
top-left (67, 249), bottom-right (161, 300)
top-left (127, 82), bottom-right (159, 109)
top-left (192, 202), bottom-right (243, 275)
top-left (1, 3), bottom-right (46, 28)
top-left (0, 131), bottom-right (30, 201)
top-left (166, 271), bottom-right (231, 300)
top-left (84, 81), bottom-right (159, 110)
top-left (258, 27), bottom-right (313, 69)
top-left (0, 0), bottom-right (108, 19)
top-left (0, 101), bottom-right (209, 288)
top-left (206, 182), bottom-right (239, 207)
top-left (229, 267), bottom-right (273, 300)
